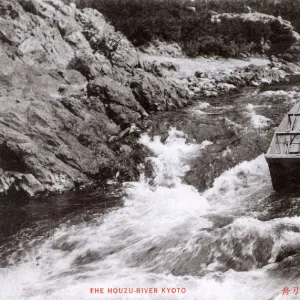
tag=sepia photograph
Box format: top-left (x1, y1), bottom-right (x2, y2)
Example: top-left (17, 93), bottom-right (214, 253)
top-left (1, 0), bottom-right (300, 299)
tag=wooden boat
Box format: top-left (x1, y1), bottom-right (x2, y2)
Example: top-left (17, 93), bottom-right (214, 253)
top-left (265, 101), bottom-right (300, 191)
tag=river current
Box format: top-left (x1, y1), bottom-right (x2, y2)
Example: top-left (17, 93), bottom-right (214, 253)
top-left (2, 83), bottom-right (300, 299)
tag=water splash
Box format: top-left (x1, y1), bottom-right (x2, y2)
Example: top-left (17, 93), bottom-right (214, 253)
top-left (0, 128), bottom-right (298, 300)
top-left (246, 104), bottom-right (271, 129)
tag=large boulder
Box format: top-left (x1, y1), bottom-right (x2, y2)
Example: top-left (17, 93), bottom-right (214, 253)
top-left (0, 44), bottom-right (121, 194)
top-left (130, 69), bottom-right (189, 112)
top-left (87, 76), bottom-right (147, 126)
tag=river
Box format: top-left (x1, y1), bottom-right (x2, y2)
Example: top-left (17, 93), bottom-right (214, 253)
top-left (1, 81), bottom-right (300, 300)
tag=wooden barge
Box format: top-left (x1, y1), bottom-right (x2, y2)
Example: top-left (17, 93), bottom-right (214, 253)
top-left (265, 102), bottom-right (300, 191)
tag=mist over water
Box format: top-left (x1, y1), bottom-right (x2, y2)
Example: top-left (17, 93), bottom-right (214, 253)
top-left (2, 86), bottom-right (300, 299)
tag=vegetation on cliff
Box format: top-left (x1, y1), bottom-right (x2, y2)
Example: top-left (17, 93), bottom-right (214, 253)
top-left (65, 0), bottom-right (300, 58)
top-left (0, 0), bottom-right (299, 196)
top-left (0, 0), bottom-right (191, 195)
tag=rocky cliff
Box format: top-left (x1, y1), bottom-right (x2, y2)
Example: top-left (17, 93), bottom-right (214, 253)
top-left (0, 0), bottom-right (189, 196)
top-left (1, 0), bottom-right (300, 197)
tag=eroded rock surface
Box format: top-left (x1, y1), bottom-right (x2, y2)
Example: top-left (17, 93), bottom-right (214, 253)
top-left (1, 0), bottom-right (300, 196)
top-left (0, 0), bottom-right (189, 195)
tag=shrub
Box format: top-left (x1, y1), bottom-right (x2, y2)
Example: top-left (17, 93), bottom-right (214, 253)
top-left (63, 0), bottom-right (300, 58)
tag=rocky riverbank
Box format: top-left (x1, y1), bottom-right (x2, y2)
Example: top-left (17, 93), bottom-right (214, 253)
top-left (1, 0), bottom-right (300, 196)
top-left (140, 51), bottom-right (300, 97)
top-left (0, 0), bottom-right (190, 196)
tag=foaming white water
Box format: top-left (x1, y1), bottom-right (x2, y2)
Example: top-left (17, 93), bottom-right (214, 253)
top-left (260, 90), bottom-right (300, 100)
top-left (0, 128), bottom-right (294, 300)
top-left (246, 104), bottom-right (271, 129)
top-left (139, 127), bottom-right (210, 186)
top-left (204, 154), bottom-right (271, 210)
top-left (122, 128), bottom-right (212, 234)
top-left (213, 216), bottom-right (300, 265)
top-left (0, 128), bottom-right (212, 299)
top-left (189, 102), bottom-right (211, 114)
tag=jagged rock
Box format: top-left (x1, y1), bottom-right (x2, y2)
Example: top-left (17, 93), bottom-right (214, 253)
top-left (119, 144), bottom-right (132, 154)
top-left (217, 83), bottom-right (237, 92)
top-left (140, 40), bottom-right (183, 57)
top-left (204, 90), bottom-right (218, 97)
top-left (160, 61), bottom-right (179, 72)
top-left (195, 71), bottom-right (202, 78)
top-left (140, 60), bottom-right (164, 77)
top-left (0, 0), bottom-right (192, 196)
top-left (130, 69), bottom-right (189, 112)
top-left (107, 104), bottom-right (141, 127)
top-left (107, 135), bottom-right (118, 143)
top-left (4, 0), bottom-right (295, 197)
top-left (118, 127), bottom-right (131, 139)
top-left (19, 174), bottom-right (45, 196)
top-left (87, 76), bottom-right (149, 127)
top-left (87, 76), bottom-right (147, 118)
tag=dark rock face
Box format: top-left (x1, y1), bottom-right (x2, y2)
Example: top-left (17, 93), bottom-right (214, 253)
top-left (87, 76), bottom-right (147, 127)
top-left (213, 12), bottom-right (299, 55)
top-left (0, 0), bottom-right (190, 196)
top-left (130, 70), bottom-right (189, 112)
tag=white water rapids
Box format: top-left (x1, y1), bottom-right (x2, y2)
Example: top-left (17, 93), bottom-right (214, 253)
top-left (2, 127), bottom-right (300, 300)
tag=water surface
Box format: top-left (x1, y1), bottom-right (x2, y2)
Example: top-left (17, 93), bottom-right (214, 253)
top-left (2, 83), bottom-right (300, 299)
